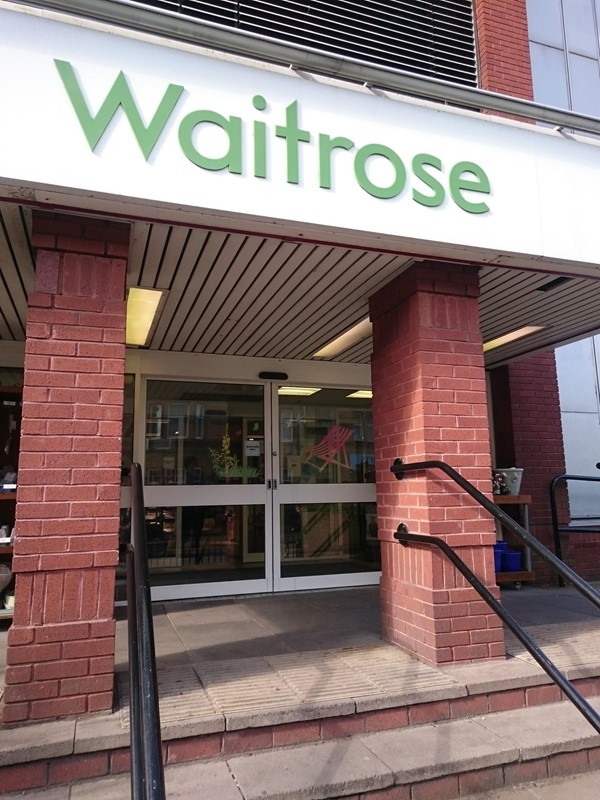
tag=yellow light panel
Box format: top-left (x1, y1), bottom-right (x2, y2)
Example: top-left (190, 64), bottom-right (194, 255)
top-left (483, 325), bottom-right (544, 352)
top-left (126, 288), bottom-right (164, 346)
top-left (314, 318), bottom-right (372, 359)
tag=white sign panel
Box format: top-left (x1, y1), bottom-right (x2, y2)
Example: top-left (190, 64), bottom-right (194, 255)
top-left (1, 5), bottom-right (600, 266)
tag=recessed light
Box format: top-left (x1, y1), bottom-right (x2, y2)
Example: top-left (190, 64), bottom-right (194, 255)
top-left (126, 288), bottom-right (165, 346)
top-left (277, 387), bottom-right (321, 396)
top-left (314, 318), bottom-right (372, 359)
top-left (483, 326), bottom-right (544, 352)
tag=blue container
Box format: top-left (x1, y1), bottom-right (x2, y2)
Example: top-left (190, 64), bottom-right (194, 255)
top-left (494, 549), bottom-right (502, 571)
top-left (494, 541), bottom-right (508, 572)
top-left (501, 550), bottom-right (522, 572)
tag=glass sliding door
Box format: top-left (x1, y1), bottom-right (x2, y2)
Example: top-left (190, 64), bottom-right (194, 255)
top-left (118, 374), bottom-right (379, 599)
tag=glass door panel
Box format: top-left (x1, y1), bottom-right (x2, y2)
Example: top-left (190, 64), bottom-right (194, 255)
top-left (276, 386), bottom-right (380, 588)
top-left (279, 387), bottom-right (374, 485)
top-left (141, 380), bottom-right (270, 592)
top-left (280, 501), bottom-right (379, 578)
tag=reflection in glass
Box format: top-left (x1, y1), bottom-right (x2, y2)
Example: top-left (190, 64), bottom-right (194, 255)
top-left (279, 388), bottom-right (373, 485)
top-left (121, 374), bottom-right (135, 483)
top-left (144, 381), bottom-right (264, 486)
top-left (280, 502), bottom-right (380, 577)
top-left (118, 504), bottom-right (265, 587)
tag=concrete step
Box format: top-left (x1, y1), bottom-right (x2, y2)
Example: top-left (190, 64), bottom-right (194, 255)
top-left (4, 697), bottom-right (600, 799)
top-left (3, 623), bottom-right (600, 795)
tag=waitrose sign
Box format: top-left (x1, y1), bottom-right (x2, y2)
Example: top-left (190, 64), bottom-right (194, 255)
top-left (2, 5), bottom-right (600, 266)
top-left (55, 59), bottom-right (491, 215)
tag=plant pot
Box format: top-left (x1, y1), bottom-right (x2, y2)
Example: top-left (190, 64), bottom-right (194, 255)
top-left (494, 468), bottom-right (524, 496)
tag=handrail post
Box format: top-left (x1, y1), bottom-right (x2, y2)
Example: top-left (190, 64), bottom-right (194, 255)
top-left (128, 463), bottom-right (166, 800)
top-left (126, 544), bottom-right (143, 800)
top-left (549, 471), bottom-right (600, 588)
top-left (549, 475), bottom-right (566, 586)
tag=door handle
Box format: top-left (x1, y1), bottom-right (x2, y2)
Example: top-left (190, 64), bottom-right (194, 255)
top-left (267, 479), bottom-right (278, 490)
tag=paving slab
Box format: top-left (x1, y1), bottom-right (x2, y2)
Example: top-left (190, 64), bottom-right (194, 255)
top-left (474, 697), bottom-right (600, 758)
top-left (224, 699), bottom-right (357, 732)
top-left (228, 738), bottom-right (393, 800)
top-left (73, 712), bottom-right (129, 754)
top-left (118, 664), bottom-right (223, 734)
top-left (197, 655), bottom-right (303, 713)
top-left (70, 774), bottom-right (130, 800)
top-left (264, 650), bottom-right (381, 702)
top-left (0, 718), bottom-right (75, 766)
top-left (467, 769), bottom-right (600, 799)
top-left (164, 759), bottom-right (243, 799)
top-left (440, 657), bottom-right (548, 693)
top-left (4, 787), bottom-right (70, 799)
top-left (505, 620), bottom-right (600, 672)
top-left (359, 717), bottom-right (519, 783)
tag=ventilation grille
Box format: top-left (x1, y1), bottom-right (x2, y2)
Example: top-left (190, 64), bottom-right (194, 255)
top-left (130, 1), bottom-right (477, 86)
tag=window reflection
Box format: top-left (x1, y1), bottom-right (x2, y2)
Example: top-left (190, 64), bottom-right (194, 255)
top-left (144, 381), bottom-right (264, 486)
top-left (118, 504), bottom-right (265, 582)
top-left (279, 388), bottom-right (374, 484)
top-left (280, 502), bottom-right (380, 577)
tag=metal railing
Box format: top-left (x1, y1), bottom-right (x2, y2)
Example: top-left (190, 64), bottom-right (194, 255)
top-left (391, 458), bottom-right (600, 609)
top-left (394, 525), bottom-right (600, 735)
top-left (126, 462), bottom-right (166, 800)
top-left (391, 457), bottom-right (600, 734)
top-left (549, 472), bottom-right (600, 585)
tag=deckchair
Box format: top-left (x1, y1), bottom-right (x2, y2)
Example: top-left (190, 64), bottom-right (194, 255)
top-left (303, 424), bottom-right (354, 472)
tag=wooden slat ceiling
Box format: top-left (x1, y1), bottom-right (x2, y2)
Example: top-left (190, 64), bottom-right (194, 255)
top-left (2, 204), bottom-right (600, 367)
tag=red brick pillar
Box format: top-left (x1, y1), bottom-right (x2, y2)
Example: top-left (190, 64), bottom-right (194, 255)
top-left (370, 262), bottom-right (504, 665)
top-left (507, 355), bottom-right (567, 583)
top-left (2, 212), bottom-right (129, 723)
top-left (474, 0), bottom-right (533, 99)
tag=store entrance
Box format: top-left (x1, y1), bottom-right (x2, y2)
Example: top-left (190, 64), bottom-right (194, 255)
top-left (132, 378), bottom-right (380, 599)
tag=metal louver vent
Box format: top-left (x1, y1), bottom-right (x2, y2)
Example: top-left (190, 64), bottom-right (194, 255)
top-left (132, 1), bottom-right (477, 86)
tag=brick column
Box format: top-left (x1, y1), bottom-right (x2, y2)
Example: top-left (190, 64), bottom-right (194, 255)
top-left (474, 0), bottom-right (533, 99)
top-left (506, 355), bottom-right (568, 584)
top-left (370, 262), bottom-right (504, 665)
top-left (2, 212), bottom-right (129, 723)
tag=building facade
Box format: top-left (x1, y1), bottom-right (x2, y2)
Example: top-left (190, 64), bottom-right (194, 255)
top-left (0, 0), bottom-right (599, 722)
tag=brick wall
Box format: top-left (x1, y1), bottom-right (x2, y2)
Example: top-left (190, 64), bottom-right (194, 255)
top-left (2, 212), bottom-right (129, 723)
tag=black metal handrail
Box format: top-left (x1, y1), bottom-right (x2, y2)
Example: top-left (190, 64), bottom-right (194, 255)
top-left (391, 458), bottom-right (600, 611)
top-left (549, 472), bottom-right (600, 585)
top-left (126, 463), bottom-right (166, 800)
top-left (393, 525), bottom-right (600, 735)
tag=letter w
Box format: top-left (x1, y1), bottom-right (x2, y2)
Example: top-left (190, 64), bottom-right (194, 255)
top-left (54, 59), bottom-right (184, 160)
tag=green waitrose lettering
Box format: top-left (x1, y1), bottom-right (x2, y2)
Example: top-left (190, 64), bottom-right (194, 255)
top-left (55, 59), bottom-right (491, 214)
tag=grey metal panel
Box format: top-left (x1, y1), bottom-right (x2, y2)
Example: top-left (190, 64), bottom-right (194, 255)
top-left (105, 0), bottom-right (478, 86)
top-left (560, 410), bottom-right (600, 516)
top-left (526, 0), bottom-right (565, 48)
top-left (529, 42), bottom-right (570, 108)
top-left (555, 339), bottom-right (599, 412)
top-left (569, 53), bottom-right (600, 115)
top-left (563, 0), bottom-right (598, 58)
